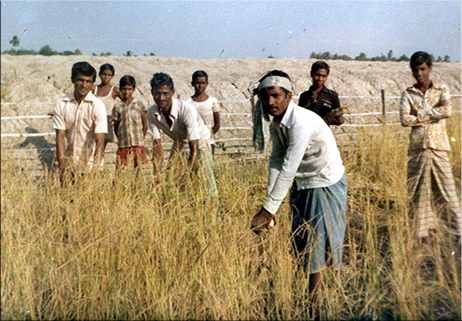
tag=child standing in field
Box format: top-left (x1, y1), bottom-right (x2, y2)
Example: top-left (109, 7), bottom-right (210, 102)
top-left (111, 75), bottom-right (148, 169)
top-left (94, 63), bottom-right (123, 147)
top-left (186, 70), bottom-right (221, 155)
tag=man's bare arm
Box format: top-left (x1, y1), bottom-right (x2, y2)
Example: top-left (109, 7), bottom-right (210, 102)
top-left (188, 139), bottom-right (200, 172)
top-left (152, 139), bottom-right (163, 179)
top-left (212, 112), bottom-right (221, 134)
top-left (56, 129), bottom-right (67, 184)
top-left (94, 133), bottom-right (106, 166)
top-left (142, 112), bottom-right (148, 137)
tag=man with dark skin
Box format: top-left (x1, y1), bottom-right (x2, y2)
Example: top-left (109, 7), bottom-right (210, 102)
top-left (399, 51), bottom-right (461, 246)
top-left (147, 73), bottom-right (218, 196)
top-left (53, 61), bottom-right (107, 186)
top-left (251, 70), bottom-right (347, 320)
top-left (298, 61), bottom-right (345, 126)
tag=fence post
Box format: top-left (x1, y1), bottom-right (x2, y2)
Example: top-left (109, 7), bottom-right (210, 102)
top-left (381, 89), bottom-right (386, 126)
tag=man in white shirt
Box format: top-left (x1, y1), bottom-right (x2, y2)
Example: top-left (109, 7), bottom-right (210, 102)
top-left (53, 61), bottom-right (107, 185)
top-left (147, 73), bottom-right (218, 197)
top-left (250, 70), bottom-right (347, 319)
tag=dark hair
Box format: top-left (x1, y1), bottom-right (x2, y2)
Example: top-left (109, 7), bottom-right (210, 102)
top-left (99, 63), bottom-right (115, 76)
top-left (71, 61), bottom-right (97, 82)
top-left (192, 70), bottom-right (208, 83)
top-left (150, 72), bottom-right (174, 91)
top-left (258, 70), bottom-right (292, 95)
top-left (310, 61), bottom-right (330, 75)
top-left (119, 75), bottom-right (136, 89)
top-left (410, 51), bottom-right (432, 68)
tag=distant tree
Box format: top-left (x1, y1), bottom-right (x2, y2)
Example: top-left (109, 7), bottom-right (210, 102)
top-left (125, 50), bottom-right (133, 57)
top-left (39, 45), bottom-right (55, 56)
top-left (105, 52), bottom-right (112, 56)
top-left (355, 52), bottom-right (367, 61)
top-left (92, 53), bottom-right (98, 56)
top-left (74, 49), bottom-right (82, 55)
top-left (430, 54), bottom-right (435, 62)
top-left (267, 55), bottom-right (276, 59)
top-left (62, 50), bottom-right (74, 56)
top-left (9, 35), bottom-right (20, 48)
top-left (398, 54), bottom-right (409, 62)
top-left (310, 51), bottom-right (316, 59)
top-left (436, 56), bottom-right (442, 62)
top-left (150, 52), bottom-right (156, 56)
top-left (443, 55), bottom-right (450, 62)
top-left (387, 50), bottom-right (394, 61)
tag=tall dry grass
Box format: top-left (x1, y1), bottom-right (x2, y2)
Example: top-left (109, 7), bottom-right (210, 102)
top-left (1, 116), bottom-right (460, 320)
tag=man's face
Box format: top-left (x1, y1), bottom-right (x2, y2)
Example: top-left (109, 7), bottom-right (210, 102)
top-left (311, 68), bottom-right (329, 88)
top-left (99, 70), bottom-right (114, 85)
top-left (411, 63), bottom-right (432, 85)
top-left (192, 76), bottom-right (208, 95)
top-left (152, 85), bottom-right (174, 113)
top-left (260, 86), bottom-right (292, 120)
top-left (72, 74), bottom-right (94, 100)
top-left (121, 85), bottom-right (135, 101)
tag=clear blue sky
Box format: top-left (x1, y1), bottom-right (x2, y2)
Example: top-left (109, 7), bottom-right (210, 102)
top-left (1, 1), bottom-right (461, 61)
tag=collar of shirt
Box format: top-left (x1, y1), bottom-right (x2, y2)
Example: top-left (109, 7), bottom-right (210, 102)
top-left (119, 98), bottom-right (137, 108)
top-left (153, 98), bottom-right (180, 122)
top-left (407, 82), bottom-right (443, 96)
top-left (62, 91), bottom-right (98, 103)
top-left (308, 85), bottom-right (332, 96)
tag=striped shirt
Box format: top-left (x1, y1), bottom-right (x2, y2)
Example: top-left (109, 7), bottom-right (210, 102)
top-left (111, 99), bottom-right (147, 148)
top-left (53, 91), bottom-right (107, 165)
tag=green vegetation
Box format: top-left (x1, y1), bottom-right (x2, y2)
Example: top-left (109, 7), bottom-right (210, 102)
top-left (1, 115), bottom-right (460, 319)
top-left (310, 50), bottom-right (451, 62)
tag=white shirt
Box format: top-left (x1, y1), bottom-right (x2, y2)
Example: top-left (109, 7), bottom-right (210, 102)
top-left (147, 98), bottom-right (211, 151)
top-left (185, 96), bottom-right (220, 144)
top-left (263, 101), bottom-right (345, 214)
top-left (53, 91), bottom-right (107, 166)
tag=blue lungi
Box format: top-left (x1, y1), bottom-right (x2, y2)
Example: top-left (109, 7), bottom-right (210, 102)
top-left (290, 174), bottom-right (347, 274)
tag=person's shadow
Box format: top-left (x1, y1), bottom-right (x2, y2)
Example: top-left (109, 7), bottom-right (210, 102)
top-left (17, 127), bottom-right (56, 172)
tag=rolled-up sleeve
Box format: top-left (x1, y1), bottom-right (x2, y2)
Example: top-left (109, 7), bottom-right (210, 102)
top-left (147, 108), bottom-right (161, 139)
top-left (93, 101), bottom-right (108, 134)
top-left (263, 123), bottom-right (312, 214)
top-left (183, 106), bottom-right (201, 142)
top-left (53, 100), bottom-right (66, 130)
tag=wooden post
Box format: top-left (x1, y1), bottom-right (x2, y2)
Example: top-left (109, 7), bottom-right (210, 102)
top-left (381, 89), bottom-right (386, 126)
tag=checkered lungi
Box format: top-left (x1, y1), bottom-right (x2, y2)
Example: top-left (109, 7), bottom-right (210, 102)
top-left (407, 149), bottom-right (461, 238)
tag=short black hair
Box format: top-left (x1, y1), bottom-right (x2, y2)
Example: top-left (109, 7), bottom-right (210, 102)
top-left (150, 72), bottom-right (174, 91)
top-left (258, 70), bottom-right (292, 95)
top-left (99, 63), bottom-right (115, 76)
top-left (192, 70), bottom-right (208, 83)
top-left (310, 61), bottom-right (330, 75)
top-left (410, 51), bottom-right (432, 68)
top-left (71, 61), bottom-right (97, 82)
top-left (119, 75), bottom-right (136, 89)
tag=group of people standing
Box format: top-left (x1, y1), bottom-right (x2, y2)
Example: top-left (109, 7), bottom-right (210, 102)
top-left (52, 51), bottom-right (460, 319)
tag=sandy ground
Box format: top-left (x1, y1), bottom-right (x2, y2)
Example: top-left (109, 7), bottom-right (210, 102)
top-left (1, 55), bottom-right (460, 171)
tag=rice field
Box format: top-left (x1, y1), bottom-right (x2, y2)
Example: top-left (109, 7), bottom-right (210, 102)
top-left (1, 114), bottom-right (461, 320)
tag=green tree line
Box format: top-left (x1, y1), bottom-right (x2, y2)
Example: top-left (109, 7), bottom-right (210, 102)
top-left (310, 50), bottom-right (451, 62)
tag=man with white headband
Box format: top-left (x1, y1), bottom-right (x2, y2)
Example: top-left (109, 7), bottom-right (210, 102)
top-left (250, 70), bottom-right (347, 319)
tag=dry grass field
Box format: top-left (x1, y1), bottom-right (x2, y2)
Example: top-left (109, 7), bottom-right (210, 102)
top-left (1, 56), bottom-right (461, 320)
top-left (1, 114), bottom-right (460, 320)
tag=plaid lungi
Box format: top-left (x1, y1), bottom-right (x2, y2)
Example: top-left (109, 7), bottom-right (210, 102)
top-left (290, 174), bottom-right (347, 274)
top-left (407, 149), bottom-right (461, 238)
top-left (167, 145), bottom-right (218, 199)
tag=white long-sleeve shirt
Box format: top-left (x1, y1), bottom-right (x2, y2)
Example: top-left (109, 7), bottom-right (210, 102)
top-left (263, 101), bottom-right (345, 214)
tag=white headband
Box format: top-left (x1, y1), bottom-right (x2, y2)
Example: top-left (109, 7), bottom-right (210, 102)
top-left (259, 76), bottom-right (292, 92)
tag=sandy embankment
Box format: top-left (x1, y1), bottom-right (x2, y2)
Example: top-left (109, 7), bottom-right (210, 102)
top-left (1, 55), bottom-right (460, 170)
